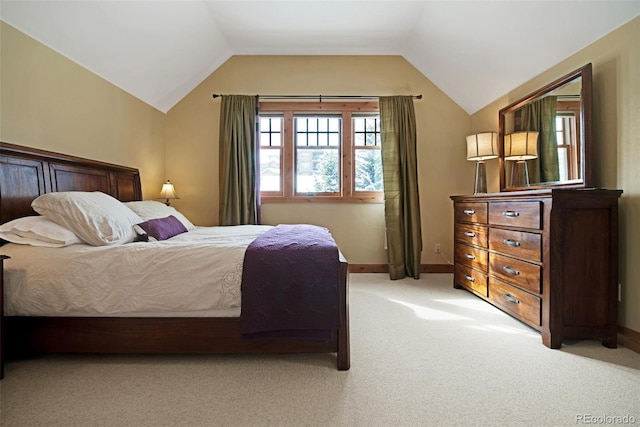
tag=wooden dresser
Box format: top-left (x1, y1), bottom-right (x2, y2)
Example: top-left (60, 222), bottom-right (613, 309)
top-left (450, 188), bottom-right (622, 349)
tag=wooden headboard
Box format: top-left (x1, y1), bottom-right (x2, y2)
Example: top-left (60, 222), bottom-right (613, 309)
top-left (0, 142), bottom-right (142, 224)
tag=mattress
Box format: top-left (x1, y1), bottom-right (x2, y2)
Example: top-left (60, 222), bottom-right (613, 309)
top-left (2, 225), bottom-right (272, 317)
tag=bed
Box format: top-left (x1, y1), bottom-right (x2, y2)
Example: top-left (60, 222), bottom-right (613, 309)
top-left (0, 142), bottom-right (350, 378)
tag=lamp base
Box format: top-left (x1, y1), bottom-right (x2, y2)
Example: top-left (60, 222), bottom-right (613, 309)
top-left (510, 160), bottom-right (530, 187)
top-left (473, 161), bottom-right (487, 194)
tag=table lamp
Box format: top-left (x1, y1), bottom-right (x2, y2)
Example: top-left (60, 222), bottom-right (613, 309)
top-left (504, 131), bottom-right (539, 187)
top-left (159, 180), bottom-right (179, 206)
top-left (466, 132), bottom-right (498, 194)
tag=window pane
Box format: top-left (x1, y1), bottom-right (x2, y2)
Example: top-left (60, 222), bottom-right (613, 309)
top-left (353, 115), bottom-right (381, 149)
top-left (355, 149), bottom-right (383, 191)
top-left (365, 133), bottom-right (376, 146)
top-left (260, 149), bottom-right (281, 191)
top-left (296, 148), bottom-right (339, 193)
top-left (556, 116), bottom-right (564, 145)
top-left (297, 133), bottom-right (308, 146)
top-left (260, 117), bottom-right (282, 147)
top-left (365, 118), bottom-right (377, 132)
top-left (557, 147), bottom-right (568, 181)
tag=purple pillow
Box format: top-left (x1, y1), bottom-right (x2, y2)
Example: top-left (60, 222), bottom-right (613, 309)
top-left (134, 215), bottom-right (188, 241)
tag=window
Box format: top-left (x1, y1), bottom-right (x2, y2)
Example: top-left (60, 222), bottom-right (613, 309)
top-left (295, 115), bottom-right (341, 194)
top-left (259, 115), bottom-right (283, 192)
top-left (353, 115), bottom-right (383, 192)
top-left (259, 102), bottom-right (382, 202)
top-left (555, 113), bottom-right (577, 182)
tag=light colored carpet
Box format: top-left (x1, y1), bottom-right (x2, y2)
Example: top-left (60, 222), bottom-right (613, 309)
top-left (1, 273), bottom-right (638, 427)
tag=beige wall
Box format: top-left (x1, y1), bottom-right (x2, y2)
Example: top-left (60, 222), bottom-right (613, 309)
top-left (165, 55), bottom-right (471, 264)
top-left (471, 17), bottom-right (640, 332)
top-left (0, 22), bottom-right (166, 198)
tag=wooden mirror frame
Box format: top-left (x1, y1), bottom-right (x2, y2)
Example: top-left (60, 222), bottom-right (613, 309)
top-left (498, 63), bottom-right (593, 191)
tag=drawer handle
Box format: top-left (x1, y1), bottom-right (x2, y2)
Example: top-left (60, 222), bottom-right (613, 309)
top-left (463, 209), bottom-right (475, 215)
top-left (503, 266), bottom-right (520, 276)
top-left (465, 254), bottom-right (476, 260)
top-left (464, 231), bottom-right (476, 237)
top-left (503, 239), bottom-right (521, 247)
top-left (502, 211), bottom-right (520, 218)
top-left (464, 274), bottom-right (475, 282)
top-left (503, 293), bottom-right (520, 304)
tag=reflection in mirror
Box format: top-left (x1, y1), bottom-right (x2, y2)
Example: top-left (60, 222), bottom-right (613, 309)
top-left (504, 131), bottom-right (539, 187)
top-left (499, 63), bottom-right (592, 191)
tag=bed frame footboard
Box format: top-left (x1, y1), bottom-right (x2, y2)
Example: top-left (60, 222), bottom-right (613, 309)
top-left (1, 257), bottom-right (349, 374)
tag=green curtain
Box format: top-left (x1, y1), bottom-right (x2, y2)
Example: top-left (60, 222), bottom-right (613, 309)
top-left (520, 96), bottom-right (559, 183)
top-left (379, 96), bottom-right (422, 280)
top-left (218, 95), bottom-right (260, 225)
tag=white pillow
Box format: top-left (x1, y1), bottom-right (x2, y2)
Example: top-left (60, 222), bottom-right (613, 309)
top-left (32, 191), bottom-right (143, 246)
top-left (0, 216), bottom-right (83, 247)
top-left (124, 200), bottom-right (195, 230)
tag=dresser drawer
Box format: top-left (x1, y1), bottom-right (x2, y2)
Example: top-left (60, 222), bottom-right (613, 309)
top-left (489, 253), bottom-right (541, 294)
top-left (455, 202), bottom-right (487, 224)
top-left (489, 278), bottom-right (541, 328)
top-left (455, 244), bottom-right (488, 272)
top-left (489, 201), bottom-right (541, 229)
top-left (455, 223), bottom-right (488, 248)
top-left (489, 228), bottom-right (541, 262)
top-left (455, 264), bottom-right (487, 297)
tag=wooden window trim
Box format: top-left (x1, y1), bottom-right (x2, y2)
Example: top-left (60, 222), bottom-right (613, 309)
top-left (259, 102), bottom-right (383, 203)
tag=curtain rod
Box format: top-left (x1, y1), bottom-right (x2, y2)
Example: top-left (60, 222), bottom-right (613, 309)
top-left (211, 94), bottom-right (422, 101)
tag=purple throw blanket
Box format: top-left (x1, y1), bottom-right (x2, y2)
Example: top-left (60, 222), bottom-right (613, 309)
top-left (240, 224), bottom-right (340, 340)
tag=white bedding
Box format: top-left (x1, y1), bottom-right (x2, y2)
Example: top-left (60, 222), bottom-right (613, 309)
top-left (2, 225), bottom-right (272, 317)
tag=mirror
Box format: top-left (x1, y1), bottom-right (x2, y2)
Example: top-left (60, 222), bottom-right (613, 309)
top-left (499, 63), bottom-right (592, 191)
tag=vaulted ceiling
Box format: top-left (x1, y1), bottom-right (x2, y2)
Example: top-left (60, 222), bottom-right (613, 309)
top-left (2, 1), bottom-right (639, 114)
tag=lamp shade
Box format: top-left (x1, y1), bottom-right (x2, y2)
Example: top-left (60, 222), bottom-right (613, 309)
top-left (159, 180), bottom-right (179, 200)
top-left (466, 132), bottom-right (498, 161)
top-left (504, 131), bottom-right (539, 160)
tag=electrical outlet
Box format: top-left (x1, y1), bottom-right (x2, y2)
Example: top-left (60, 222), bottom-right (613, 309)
top-left (435, 243), bottom-right (441, 253)
top-left (618, 283), bottom-right (622, 302)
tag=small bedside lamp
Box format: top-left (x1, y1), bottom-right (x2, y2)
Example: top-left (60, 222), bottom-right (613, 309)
top-left (159, 180), bottom-right (179, 206)
top-left (466, 132), bottom-right (498, 194)
top-left (504, 131), bottom-right (539, 187)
